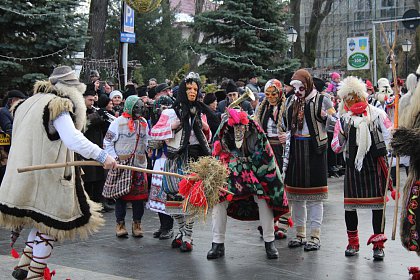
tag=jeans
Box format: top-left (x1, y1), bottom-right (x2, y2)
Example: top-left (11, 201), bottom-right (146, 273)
top-left (115, 199), bottom-right (144, 223)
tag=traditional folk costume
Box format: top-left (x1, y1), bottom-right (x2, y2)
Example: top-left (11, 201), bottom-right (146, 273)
top-left (391, 74), bottom-right (420, 277)
top-left (0, 66), bottom-right (112, 280)
top-left (150, 72), bottom-right (213, 252)
top-left (103, 95), bottom-right (149, 238)
top-left (331, 76), bottom-right (392, 260)
top-left (207, 108), bottom-right (289, 260)
top-left (284, 69), bottom-right (335, 251)
top-left (146, 96), bottom-right (175, 240)
top-left (254, 79), bottom-right (291, 239)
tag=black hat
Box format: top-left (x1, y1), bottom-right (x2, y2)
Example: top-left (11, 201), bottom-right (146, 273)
top-left (90, 70), bottom-right (100, 78)
top-left (7, 90), bottom-right (27, 99)
top-left (83, 83), bottom-right (96, 96)
top-left (283, 72), bottom-right (294, 86)
top-left (97, 94), bottom-right (111, 108)
top-left (313, 77), bottom-right (327, 92)
top-left (214, 89), bottom-right (226, 102)
top-left (203, 92), bottom-right (217, 105)
top-left (248, 72), bottom-right (258, 79)
top-left (137, 85), bottom-right (148, 97)
top-left (225, 79), bottom-right (238, 94)
top-left (155, 83), bottom-right (170, 94)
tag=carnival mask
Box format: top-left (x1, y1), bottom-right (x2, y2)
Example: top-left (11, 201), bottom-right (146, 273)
top-left (264, 79), bottom-right (283, 106)
top-left (291, 80), bottom-right (306, 98)
top-left (131, 99), bottom-right (145, 120)
top-left (227, 108), bottom-right (249, 149)
top-left (344, 92), bottom-right (367, 114)
top-left (186, 82), bottom-right (198, 102)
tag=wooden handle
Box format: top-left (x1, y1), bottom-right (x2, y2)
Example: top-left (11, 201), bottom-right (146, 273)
top-left (17, 161), bottom-right (233, 194)
top-left (391, 155), bottom-right (401, 240)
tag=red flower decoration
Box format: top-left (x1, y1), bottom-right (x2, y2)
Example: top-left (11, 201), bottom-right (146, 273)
top-left (239, 111), bottom-right (249, 125)
top-left (226, 194), bottom-right (233, 201)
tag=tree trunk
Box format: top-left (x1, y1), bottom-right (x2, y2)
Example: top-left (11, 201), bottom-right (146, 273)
top-left (290, 0), bottom-right (302, 62)
top-left (84, 0), bottom-right (109, 59)
top-left (297, 0), bottom-right (333, 68)
top-left (189, 0), bottom-right (206, 70)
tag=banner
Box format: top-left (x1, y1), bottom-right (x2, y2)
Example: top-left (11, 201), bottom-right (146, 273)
top-left (347, 37), bottom-right (370, 70)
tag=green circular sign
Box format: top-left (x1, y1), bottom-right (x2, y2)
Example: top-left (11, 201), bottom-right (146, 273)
top-left (348, 52), bottom-right (369, 68)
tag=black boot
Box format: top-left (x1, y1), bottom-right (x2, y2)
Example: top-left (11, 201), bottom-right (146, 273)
top-left (373, 248), bottom-right (385, 260)
top-left (207, 242), bottom-right (225, 259)
top-left (12, 269), bottom-right (28, 280)
top-left (265, 241), bottom-right (279, 259)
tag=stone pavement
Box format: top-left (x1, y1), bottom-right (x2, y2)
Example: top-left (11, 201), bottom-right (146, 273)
top-left (0, 172), bottom-right (417, 280)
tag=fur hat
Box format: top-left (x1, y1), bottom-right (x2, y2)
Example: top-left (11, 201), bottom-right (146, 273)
top-left (203, 92), bottom-right (217, 105)
top-left (338, 76), bottom-right (368, 100)
top-left (49, 66), bottom-right (82, 86)
top-left (225, 79), bottom-right (238, 94)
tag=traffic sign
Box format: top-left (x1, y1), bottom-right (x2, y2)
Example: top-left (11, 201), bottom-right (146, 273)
top-left (402, 9), bottom-right (420, 30)
top-left (120, 32), bottom-right (136, 44)
top-left (123, 3), bottom-right (134, 33)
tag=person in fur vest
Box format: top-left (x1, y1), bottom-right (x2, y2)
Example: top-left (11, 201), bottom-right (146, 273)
top-left (331, 76), bottom-right (393, 260)
top-left (391, 70), bottom-right (420, 277)
top-left (254, 79), bottom-right (292, 239)
top-left (0, 66), bottom-right (117, 280)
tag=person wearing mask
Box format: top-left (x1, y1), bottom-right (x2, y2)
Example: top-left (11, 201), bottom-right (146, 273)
top-left (0, 66), bottom-right (116, 279)
top-left (103, 95), bottom-right (150, 238)
top-left (331, 76), bottom-right (392, 260)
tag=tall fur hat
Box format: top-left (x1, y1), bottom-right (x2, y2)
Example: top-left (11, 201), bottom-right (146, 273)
top-left (337, 76), bottom-right (368, 100)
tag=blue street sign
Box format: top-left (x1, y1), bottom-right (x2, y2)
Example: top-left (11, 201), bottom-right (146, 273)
top-left (120, 32), bottom-right (136, 43)
top-left (123, 3), bottom-right (134, 33)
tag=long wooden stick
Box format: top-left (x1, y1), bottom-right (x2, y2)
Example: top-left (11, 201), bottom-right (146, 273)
top-left (17, 161), bottom-right (234, 195)
top-left (379, 23), bottom-right (401, 240)
top-left (392, 156), bottom-right (401, 240)
top-left (381, 155), bottom-right (394, 232)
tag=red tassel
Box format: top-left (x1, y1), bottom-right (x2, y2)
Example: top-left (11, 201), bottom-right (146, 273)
top-left (288, 217), bottom-right (294, 228)
top-left (44, 267), bottom-right (55, 280)
top-left (391, 190), bottom-right (400, 200)
top-left (10, 248), bottom-right (19, 259)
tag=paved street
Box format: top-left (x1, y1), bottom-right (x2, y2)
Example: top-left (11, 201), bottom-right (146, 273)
top-left (0, 172), bottom-right (417, 280)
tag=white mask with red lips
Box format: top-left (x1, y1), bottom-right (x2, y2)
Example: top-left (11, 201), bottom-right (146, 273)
top-left (290, 80), bottom-right (306, 99)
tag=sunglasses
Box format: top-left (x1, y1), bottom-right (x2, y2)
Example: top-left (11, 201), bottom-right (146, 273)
top-left (265, 92), bottom-right (278, 97)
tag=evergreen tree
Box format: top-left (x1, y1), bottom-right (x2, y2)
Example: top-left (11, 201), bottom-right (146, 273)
top-left (104, 0), bottom-right (187, 84)
top-left (0, 1), bottom-right (87, 95)
top-left (191, 0), bottom-right (298, 81)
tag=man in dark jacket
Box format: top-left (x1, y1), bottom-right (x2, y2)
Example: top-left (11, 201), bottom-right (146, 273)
top-left (217, 79), bottom-right (254, 115)
top-left (82, 89), bottom-right (114, 212)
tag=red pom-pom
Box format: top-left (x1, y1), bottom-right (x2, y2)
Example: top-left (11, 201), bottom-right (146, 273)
top-left (226, 194), bottom-right (233, 201)
top-left (288, 217), bottom-right (294, 228)
top-left (10, 248), bottom-right (19, 259)
top-left (44, 267), bottom-right (55, 280)
top-left (391, 190), bottom-right (400, 200)
top-left (409, 267), bottom-right (420, 280)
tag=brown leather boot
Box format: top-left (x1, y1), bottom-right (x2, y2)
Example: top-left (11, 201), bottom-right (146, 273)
top-left (132, 221), bottom-right (144, 238)
top-left (116, 222), bottom-right (128, 238)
